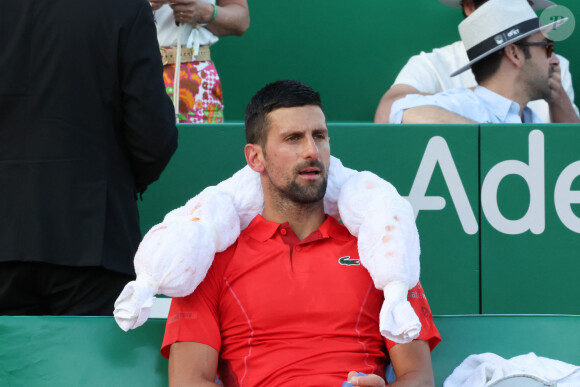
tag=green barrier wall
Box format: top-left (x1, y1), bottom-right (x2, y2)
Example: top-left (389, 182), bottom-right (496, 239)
top-left (2, 315), bottom-right (579, 386)
top-left (480, 125), bottom-right (580, 314)
top-left (431, 315), bottom-right (580, 384)
top-left (139, 123), bottom-right (580, 316)
top-left (0, 317), bottom-right (167, 387)
top-left (212, 0), bottom-right (580, 122)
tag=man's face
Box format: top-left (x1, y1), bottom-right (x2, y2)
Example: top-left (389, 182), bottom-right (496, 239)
top-left (260, 105), bottom-right (330, 205)
top-left (520, 33), bottom-right (558, 101)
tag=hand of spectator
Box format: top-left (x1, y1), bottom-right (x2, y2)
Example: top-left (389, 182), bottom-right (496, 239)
top-left (547, 63), bottom-right (566, 105)
top-left (346, 371), bottom-right (386, 387)
top-left (546, 62), bottom-right (580, 123)
top-left (168, 0), bottom-right (215, 25)
top-left (153, 0), bottom-right (249, 37)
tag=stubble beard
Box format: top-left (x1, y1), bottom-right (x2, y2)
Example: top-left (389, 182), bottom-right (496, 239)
top-left (267, 160), bottom-right (328, 205)
top-left (527, 64), bottom-right (553, 101)
top-left (285, 174), bottom-right (328, 204)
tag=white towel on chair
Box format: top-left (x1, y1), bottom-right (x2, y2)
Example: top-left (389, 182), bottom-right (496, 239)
top-left (444, 352), bottom-right (580, 387)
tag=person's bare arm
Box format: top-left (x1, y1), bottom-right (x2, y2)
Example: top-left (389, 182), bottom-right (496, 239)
top-left (401, 105), bottom-right (476, 124)
top-left (168, 0), bottom-right (250, 36)
top-left (208, 0), bottom-right (250, 36)
top-left (374, 85), bottom-right (428, 123)
top-left (346, 340), bottom-right (433, 386)
top-left (168, 342), bottom-right (220, 386)
top-left (388, 340), bottom-right (434, 387)
top-left (547, 63), bottom-right (580, 123)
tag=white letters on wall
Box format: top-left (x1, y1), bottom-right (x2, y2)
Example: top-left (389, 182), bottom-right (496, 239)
top-left (554, 161), bottom-right (580, 233)
top-left (408, 130), bottom-right (579, 235)
top-left (406, 136), bottom-right (478, 235)
top-left (481, 130), bottom-right (545, 235)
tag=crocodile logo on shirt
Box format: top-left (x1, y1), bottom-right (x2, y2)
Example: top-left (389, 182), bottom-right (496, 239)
top-left (338, 256), bottom-right (360, 266)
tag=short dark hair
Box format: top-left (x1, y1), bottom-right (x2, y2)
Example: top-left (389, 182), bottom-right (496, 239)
top-left (514, 35), bottom-right (533, 59)
top-left (244, 80), bottom-right (324, 146)
top-left (471, 49), bottom-right (504, 84)
top-left (471, 41), bottom-right (531, 84)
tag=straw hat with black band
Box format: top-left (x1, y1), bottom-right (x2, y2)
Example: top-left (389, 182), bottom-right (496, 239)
top-left (450, 0), bottom-right (567, 77)
top-left (438, 0), bottom-right (555, 11)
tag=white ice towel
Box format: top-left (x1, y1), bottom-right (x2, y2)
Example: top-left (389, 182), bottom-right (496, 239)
top-left (114, 187), bottom-right (240, 331)
top-left (444, 352), bottom-right (580, 387)
top-left (114, 156), bottom-right (421, 342)
top-left (338, 171), bottom-right (421, 343)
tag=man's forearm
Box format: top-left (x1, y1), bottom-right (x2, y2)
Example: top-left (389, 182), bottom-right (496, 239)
top-left (388, 340), bottom-right (434, 387)
top-left (168, 342), bottom-right (220, 387)
top-left (401, 105), bottom-right (476, 124)
top-left (375, 85), bottom-right (425, 123)
top-left (549, 98), bottom-right (580, 123)
top-left (546, 65), bottom-right (580, 123)
top-left (389, 371), bottom-right (434, 387)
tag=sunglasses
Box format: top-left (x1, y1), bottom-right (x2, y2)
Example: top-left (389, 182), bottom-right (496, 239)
top-left (515, 40), bottom-right (555, 58)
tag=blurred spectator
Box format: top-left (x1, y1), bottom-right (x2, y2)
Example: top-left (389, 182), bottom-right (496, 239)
top-left (152, 0), bottom-right (250, 123)
top-left (0, 0), bottom-right (178, 315)
top-left (375, 0), bottom-right (579, 123)
top-left (390, 0), bottom-right (566, 124)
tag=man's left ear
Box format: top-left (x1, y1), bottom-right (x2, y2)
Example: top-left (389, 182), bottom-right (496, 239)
top-left (245, 143), bottom-right (265, 173)
top-left (505, 44), bottom-right (525, 68)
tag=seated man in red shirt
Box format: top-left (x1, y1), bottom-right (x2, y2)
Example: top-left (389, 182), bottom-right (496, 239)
top-left (161, 80), bottom-right (440, 386)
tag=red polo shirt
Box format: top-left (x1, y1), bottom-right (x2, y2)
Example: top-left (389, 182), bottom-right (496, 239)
top-left (162, 215), bottom-right (440, 386)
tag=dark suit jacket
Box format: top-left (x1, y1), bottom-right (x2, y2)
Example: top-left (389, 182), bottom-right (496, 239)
top-left (0, 0), bottom-right (178, 275)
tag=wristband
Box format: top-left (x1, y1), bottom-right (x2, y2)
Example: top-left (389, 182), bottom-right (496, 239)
top-left (209, 3), bottom-right (218, 23)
